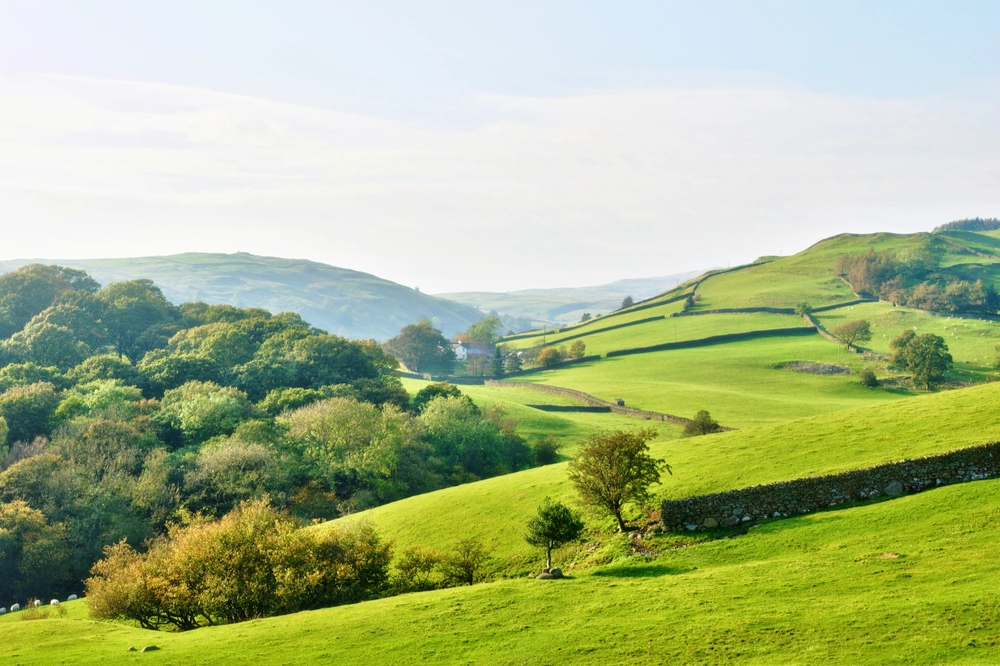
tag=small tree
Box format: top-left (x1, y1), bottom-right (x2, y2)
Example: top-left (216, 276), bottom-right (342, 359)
top-left (831, 319), bottom-right (872, 351)
top-left (530, 434), bottom-right (561, 465)
top-left (505, 352), bottom-right (523, 374)
top-left (440, 537), bottom-right (491, 586)
top-left (580, 312), bottom-right (592, 323)
top-left (489, 346), bottom-right (505, 377)
top-left (620, 296), bottom-right (634, 309)
top-left (537, 347), bottom-right (563, 367)
top-left (794, 302), bottom-right (813, 317)
top-left (682, 410), bottom-right (721, 437)
top-left (859, 368), bottom-right (880, 388)
top-left (568, 340), bottom-right (586, 359)
top-left (567, 429), bottom-right (670, 532)
top-left (525, 499), bottom-right (584, 570)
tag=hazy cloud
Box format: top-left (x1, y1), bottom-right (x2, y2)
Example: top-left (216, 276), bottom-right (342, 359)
top-left (1, 75), bottom-right (998, 291)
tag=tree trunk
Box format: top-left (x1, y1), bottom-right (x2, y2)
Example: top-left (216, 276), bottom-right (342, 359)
top-left (614, 510), bottom-right (627, 532)
top-left (546, 546), bottom-right (552, 569)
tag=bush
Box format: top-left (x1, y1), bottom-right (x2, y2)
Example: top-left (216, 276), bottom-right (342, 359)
top-left (568, 340), bottom-right (587, 359)
top-left (393, 545), bottom-right (445, 593)
top-left (859, 368), bottom-right (880, 388)
top-left (530, 434), bottom-right (562, 465)
top-left (439, 537), bottom-right (491, 586)
top-left (682, 410), bottom-right (721, 437)
top-left (537, 347), bottom-right (563, 367)
top-left (85, 500), bottom-right (391, 629)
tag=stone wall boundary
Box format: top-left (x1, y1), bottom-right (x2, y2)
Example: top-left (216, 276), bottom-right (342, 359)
top-left (605, 327), bottom-right (817, 358)
top-left (661, 441), bottom-right (1000, 532)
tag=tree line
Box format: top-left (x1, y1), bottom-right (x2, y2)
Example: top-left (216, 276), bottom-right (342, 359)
top-left (0, 264), bottom-right (549, 607)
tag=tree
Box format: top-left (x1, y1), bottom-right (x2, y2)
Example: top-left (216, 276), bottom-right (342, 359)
top-left (439, 537), bottom-right (490, 586)
top-left (411, 382), bottom-right (466, 413)
top-left (383, 319), bottom-right (456, 374)
top-left (620, 296), bottom-right (634, 309)
top-left (96, 280), bottom-right (177, 364)
top-left (537, 347), bottom-right (563, 367)
top-left (580, 312), bottom-right (592, 322)
top-left (831, 319), bottom-right (872, 351)
top-left (465, 315), bottom-right (503, 347)
top-left (567, 429), bottom-right (670, 532)
top-left (0, 500), bottom-right (71, 602)
top-left (525, 499), bottom-right (584, 569)
top-left (891, 332), bottom-right (952, 388)
top-left (568, 340), bottom-right (587, 359)
top-left (859, 368), bottom-right (880, 388)
top-left (0, 381), bottom-right (60, 443)
top-left (682, 410), bottom-right (721, 437)
top-left (795, 302), bottom-right (813, 317)
top-left (489, 346), bottom-right (505, 377)
top-left (504, 352), bottom-right (523, 373)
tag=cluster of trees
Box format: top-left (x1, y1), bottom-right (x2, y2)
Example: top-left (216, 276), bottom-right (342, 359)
top-left (86, 500), bottom-right (391, 629)
top-left (836, 247), bottom-right (999, 314)
top-left (0, 264), bottom-right (540, 606)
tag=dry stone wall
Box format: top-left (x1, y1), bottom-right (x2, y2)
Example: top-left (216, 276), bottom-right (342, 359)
top-left (661, 441), bottom-right (1000, 532)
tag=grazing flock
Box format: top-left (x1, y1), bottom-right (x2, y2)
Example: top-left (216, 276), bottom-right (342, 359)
top-left (0, 594), bottom-right (76, 615)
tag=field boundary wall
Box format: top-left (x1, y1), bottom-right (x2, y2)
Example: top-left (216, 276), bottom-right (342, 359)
top-left (661, 441), bottom-right (1000, 532)
top-left (605, 327), bottom-right (817, 357)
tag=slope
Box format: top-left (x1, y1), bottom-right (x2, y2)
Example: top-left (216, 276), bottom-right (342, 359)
top-left (7, 386), bottom-right (1000, 664)
top-left (0, 253), bottom-right (483, 340)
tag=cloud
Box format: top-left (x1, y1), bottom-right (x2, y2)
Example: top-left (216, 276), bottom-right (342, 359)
top-left (0, 75), bottom-right (997, 291)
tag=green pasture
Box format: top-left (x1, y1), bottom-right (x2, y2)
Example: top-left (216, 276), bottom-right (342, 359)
top-left (507, 311), bottom-right (805, 357)
top-left (400, 377), bottom-right (685, 456)
top-left (8, 463), bottom-right (1000, 662)
top-left (815, 301), bottom-right (1000, 369)
top-left (523, 334), bottom-right (910, 428)
top-left (309, 382), bottom-right (1000, 577)
top-left (502, 297), bottom-right (687, 348)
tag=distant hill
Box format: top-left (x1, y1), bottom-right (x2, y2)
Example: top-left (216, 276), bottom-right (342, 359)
top-left (0, 253), bottom-right (484, 341)
top-left (436, 269), bottom-right (710, 327)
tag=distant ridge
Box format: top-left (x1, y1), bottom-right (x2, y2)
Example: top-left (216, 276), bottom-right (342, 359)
top-left (0, 253), bottom-right (483, 341)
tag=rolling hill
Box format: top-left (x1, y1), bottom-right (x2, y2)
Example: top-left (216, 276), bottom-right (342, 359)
top-left (0, 253), bottom-right (484, 341)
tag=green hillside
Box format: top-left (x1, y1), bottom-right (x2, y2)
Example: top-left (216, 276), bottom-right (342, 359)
top-left (6, 385), bottom-right (1000, 664)
top-left (437, 269), bottom-right (706, 327)
top-left (0, 253), bottom-right (483, 340)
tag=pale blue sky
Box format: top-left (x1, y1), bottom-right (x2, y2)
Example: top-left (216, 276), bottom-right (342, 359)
top-left (1, 2), bottom-right (998, 291)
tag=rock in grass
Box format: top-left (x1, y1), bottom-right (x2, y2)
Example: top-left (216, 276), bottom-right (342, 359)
top-left (537, 572), bottom-right (555, 579)
top-left (141, 645), bottom-right (160, 652)
top-left (128, 647), bottom-right (137, 652)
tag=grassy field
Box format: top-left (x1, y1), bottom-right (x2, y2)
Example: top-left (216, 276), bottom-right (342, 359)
top-left (400, 377), bottom-right (685, 456)
top-left (522, 334), bottom-right (910, 428)
top-left (505, 311), bottom-right (805, 356)
top-left (308, 382), bottom-right (1000, 576)
top-left (7, 450), bottom-right (1000, 662)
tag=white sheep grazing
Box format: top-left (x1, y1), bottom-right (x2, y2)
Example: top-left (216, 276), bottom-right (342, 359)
top-left (67, 594), bottom-right (78, 601)
top-left (50, 599), bottom-right (59, 606)
top-left (33, 599), bottom-right (41, 607)
top-left (11, 603), bottom-right (20, 612)
top-left (0, 607), bottom-right (6, 615)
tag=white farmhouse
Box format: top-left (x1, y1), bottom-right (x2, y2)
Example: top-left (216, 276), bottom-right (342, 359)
top-left (453, 342), bottom-right (469, 361)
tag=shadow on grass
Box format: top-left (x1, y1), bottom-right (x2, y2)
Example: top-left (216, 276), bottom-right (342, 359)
top-left (590, 563), bottom-right (691, 579)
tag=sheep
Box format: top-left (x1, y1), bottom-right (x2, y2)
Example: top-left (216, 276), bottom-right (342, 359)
top-left (67, 594), bottom-right (78, 601)
top-left (0, 607), bottom-right (6, 615)
top-left (10, 603), bottom-right (19, 612)
top-left (50, 599), bottom-right (59, 606)
top-left (33, 599), bottom-right (41, 607)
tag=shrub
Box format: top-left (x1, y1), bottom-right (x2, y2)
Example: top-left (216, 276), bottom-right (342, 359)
top-left (393, 545), bottom-right (445, 593)
top-left (682, 410), bottom-right (721, 437)
top-left (439, 537), bottom-right (491, 586)
top-left (537, 347), bottom-right (563, 367)
top-left (85, 500), bottom-right (391, 629)
top-left (859, 368), bottom-right (880, 388)
top-left (530, 434), bottom-right (562, 465)
top-left (568, 340), bottom-right (587, 359)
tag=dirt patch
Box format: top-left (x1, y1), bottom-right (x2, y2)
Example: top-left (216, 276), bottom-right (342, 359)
top-left (774, 361), bottom-right (851, 375)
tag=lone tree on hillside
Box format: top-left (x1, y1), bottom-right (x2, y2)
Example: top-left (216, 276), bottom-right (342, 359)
top-left (384, 319), bottom-right (455, 373)
top-left (620, 296), bottom-right (635, 309)
top-left (567, 428), bottom-right (671, 532)
top-left (682, 410), bottom-right (721, 437)
top-left (525, 499), bottom-right (585, 570)
top-left (795, 302), bottom-right (813, 317)
top-left (440, 537), bottom-right (491, 586)
top-left (831, 319), bottom-right (872, 351)
top-left (890, 330), bottom-right (952, 388)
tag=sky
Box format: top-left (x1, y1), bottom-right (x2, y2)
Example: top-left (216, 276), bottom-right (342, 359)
top-left (1, 1), bottom-right (998, 293)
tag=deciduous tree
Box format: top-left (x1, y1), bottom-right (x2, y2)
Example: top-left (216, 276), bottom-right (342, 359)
top-left (525, 499), bottom-right (584, 569)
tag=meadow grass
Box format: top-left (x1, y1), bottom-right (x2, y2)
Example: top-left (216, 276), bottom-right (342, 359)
top-left (400, 378), bottom-right (685, 456)
top-left (7, 476), bottom-right (1000, 664)
top-left (508, 311), bottom-right (805, 356)
top-left (308, 382), bottom-right (1000, 577)
top-left (815, 300), bottom-right (1000, 369)
top-left (523, 334), bottom-right (911, 428)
